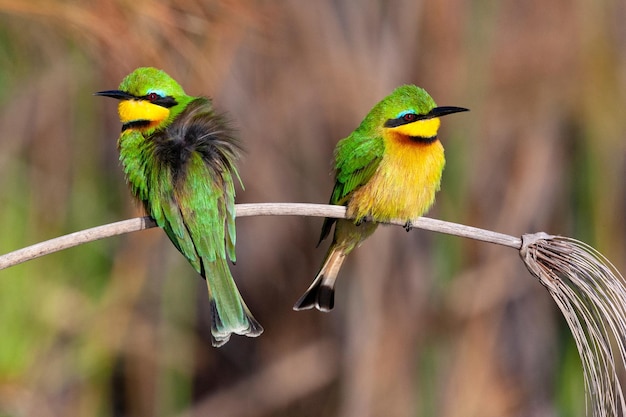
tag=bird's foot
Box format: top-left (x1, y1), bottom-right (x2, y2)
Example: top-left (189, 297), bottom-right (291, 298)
top-left (404, 220), bottom-right (413, 232)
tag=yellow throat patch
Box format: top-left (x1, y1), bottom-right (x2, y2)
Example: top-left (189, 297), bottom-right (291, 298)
top-left (118, 99), bottom-right (170, 126)
top-left (389, 117), bottom-right (441, 139)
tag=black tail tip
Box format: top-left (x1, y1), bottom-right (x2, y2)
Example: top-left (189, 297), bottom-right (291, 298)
top-left (317, 285), bottom-right (334, 311)
top-left (209, 300), bottom-right (264, 347)
top-left (246, 316), bottom-right (265, 337)
top-left (293, 284), bottom-right (335, 312)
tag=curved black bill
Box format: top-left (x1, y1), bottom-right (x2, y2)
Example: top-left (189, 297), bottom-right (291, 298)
top-left (94, 90), bottom-right (135, 100)
top-left (428, 106), bottom-right (469, 118)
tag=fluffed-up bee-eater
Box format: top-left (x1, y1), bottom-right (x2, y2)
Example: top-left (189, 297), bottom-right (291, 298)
top-left (97, 67), bottom-right (262, 346)
top-left (294, 85), bottom-right (467, 311)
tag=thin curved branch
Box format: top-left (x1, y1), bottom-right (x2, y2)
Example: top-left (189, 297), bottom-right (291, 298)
top-left (0, 202), bottom-right (521, 271)
top-left (2, 202), bottom-right (624, 417)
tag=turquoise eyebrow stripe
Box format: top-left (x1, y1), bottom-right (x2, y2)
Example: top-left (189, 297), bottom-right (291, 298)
top-left (147, 89), bottom-right (167, 97)
top-left (395, 109), bottom-right (416, 119)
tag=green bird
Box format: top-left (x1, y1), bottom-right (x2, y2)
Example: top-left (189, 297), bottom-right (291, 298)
top-left (97, 67), bottom-right (262, 346)
top-left (294, 85), bottom-right (467, 311)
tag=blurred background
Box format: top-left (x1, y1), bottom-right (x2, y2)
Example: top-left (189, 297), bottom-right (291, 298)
top-left (0, 0), bottom-right (624, 416)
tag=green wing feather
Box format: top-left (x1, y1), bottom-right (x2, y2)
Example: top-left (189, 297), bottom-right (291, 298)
top-left (173, 153), bottom-right (228, 267)
top-left (176, 154), bottom-right (257, 342)
top-left (150, 152), bottom-right (256, 344)
top-left (318, 130), bottom-right (384, 244)
top-left (119, 124), bottom-right (257, 346)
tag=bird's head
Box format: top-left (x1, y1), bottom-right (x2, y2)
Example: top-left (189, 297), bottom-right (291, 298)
top-left (96, 67), bottom-right (192, 133)
top-left (367, 85), bottom-right (468, 143)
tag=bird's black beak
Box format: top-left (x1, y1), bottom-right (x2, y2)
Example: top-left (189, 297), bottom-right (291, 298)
top-left (94, 90), bottom-right (135, 100)
top-left (428, 106), bottom-right (469, 118)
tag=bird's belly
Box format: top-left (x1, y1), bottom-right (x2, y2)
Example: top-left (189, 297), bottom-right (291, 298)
top-left (347, 141), bottom-right (445, 222)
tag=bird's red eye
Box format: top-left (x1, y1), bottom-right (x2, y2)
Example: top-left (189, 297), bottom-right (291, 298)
top-left (402, 113), bottom-right (417, 122)
top-left (146, 92), bottom-right (159, 101)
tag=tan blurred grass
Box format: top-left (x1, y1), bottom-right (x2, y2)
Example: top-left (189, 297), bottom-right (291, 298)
top-left (0, 0), bottom-right (624, 416)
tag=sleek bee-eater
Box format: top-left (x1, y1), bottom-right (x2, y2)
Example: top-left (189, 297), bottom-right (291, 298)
top-left (294, 85), bottom-right (467, 312)
top-left (97, 67), bottom-right (262, 346)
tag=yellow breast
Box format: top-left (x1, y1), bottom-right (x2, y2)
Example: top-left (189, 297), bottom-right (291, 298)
top-left (347, 132), bottom-right (445, 222)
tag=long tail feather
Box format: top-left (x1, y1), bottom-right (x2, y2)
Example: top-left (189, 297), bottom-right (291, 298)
top-left (293, 246), bottom-right (346, 312)
top-left (204, 258), bottom-right (263, 347)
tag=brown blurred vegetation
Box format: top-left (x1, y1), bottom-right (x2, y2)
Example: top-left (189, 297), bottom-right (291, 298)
top-left (0, 0), bottom-right (624, 416)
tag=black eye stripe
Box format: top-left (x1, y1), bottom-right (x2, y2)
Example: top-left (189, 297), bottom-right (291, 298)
top-left (154, 96), bottom-right (178, 108)
top-left (141, 95), bottom-right (178, 108)
top-left (384, 113), bottom-right (429, 128)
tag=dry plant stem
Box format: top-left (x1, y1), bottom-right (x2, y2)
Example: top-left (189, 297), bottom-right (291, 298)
top-left (0, 217), bottom-right (157, 270)
top-left (1, 203), bottom-right (624, 417)
top-left (521, 234), bottom-right (626, 417)
top-left (0, 203), bottom-right (521, 271)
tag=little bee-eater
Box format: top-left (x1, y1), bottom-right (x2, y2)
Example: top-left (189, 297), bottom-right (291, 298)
top-left (294, 85), bottom-right (467, 311)
top-left (97, 67), bottom-right (262, 346)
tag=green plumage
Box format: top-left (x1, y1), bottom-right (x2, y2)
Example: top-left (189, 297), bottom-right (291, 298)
top-left (98, 67), bottom-right (262, 346)
top-left (296, 85), bottom-right (466, 311)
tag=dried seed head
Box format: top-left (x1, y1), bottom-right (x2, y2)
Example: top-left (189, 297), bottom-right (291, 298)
top-left (521, 233), bottom-right (626, 417)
